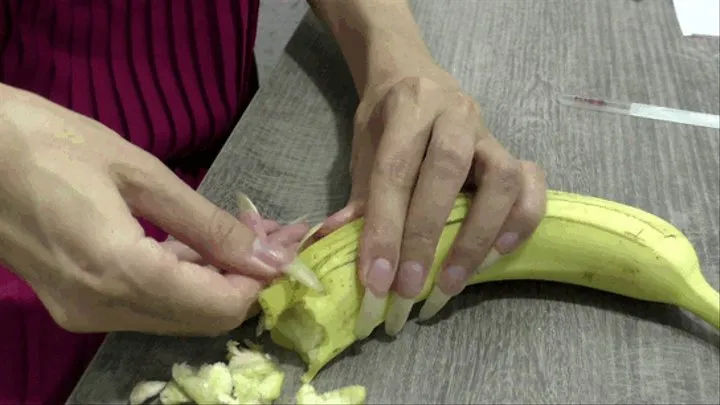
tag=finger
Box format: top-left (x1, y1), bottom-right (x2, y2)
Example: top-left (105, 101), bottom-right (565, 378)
top-left (418, 136), bottom-right (523, 321)
top-left (239, 211), bottom-right (269, 241)
top-left (268, 222), bottom-right (311, 246)
top-left (123, 237), bottom-right (265, 333)
top-left (160, 240), bottom-right (204, 264)
top-left (354, 94), bottom-right (436, 340)
top-left (262, 219), bottom-right (281, 233)
top-left (317, 200), bottom-right (364, 237)
top-left (116, 158), bottom-right (319, 289)
top-left (385, 106), bottom-right (475, 336)
top-left (493, 161), bottom-right (547, 254)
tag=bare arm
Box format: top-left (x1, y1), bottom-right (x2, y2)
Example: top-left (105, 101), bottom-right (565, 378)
top-left (307, 0), bottom-right (456, 97)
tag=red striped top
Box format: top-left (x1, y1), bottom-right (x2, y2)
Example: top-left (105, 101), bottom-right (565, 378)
top-left (0, 1), bottom-right (261, 403)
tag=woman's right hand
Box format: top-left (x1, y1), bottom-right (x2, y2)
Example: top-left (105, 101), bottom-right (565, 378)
top-left (0, 84), bottom-right (302, 335)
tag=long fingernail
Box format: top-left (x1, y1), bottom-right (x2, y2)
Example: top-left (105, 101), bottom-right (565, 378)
top-left (252, 239), bottom-right (323, 292)
top-left (495, 232), bottom-right (520, 253)
top-left (473, 248), bottom-right (503, 276)
top-left (355, 258), bottom-right (394, 338)
top-left (236, 191), bottom-right (260, 215)
top-left (354, 289), bottom-right (387, 339)
top-left (384, 293), bottom-right (415, 336)
top-left (417, 265), bottom-right (466, 322)
top-left (417, 286), bottom-right (452, 322)
top-left (298, 222), bottom-right (324, 251)
top-left (384, 261), bottom-right (426, 336)
top-left (283, 258), bottom-right (324, 292)
top-left (288, 214), bottom-right (309, 225)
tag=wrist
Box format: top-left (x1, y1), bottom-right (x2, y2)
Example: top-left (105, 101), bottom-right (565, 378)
top-left (362, 33), bottom-right (459, 95)
top-left (310, 0), bottom-right (457, 97)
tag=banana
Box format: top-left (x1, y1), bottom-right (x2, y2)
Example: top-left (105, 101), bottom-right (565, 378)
top-left (257, 190), bottom-right (720, 382)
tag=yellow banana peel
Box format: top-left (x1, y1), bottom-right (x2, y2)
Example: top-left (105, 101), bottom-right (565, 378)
top-left (257, 190), bottom-right (720, 382)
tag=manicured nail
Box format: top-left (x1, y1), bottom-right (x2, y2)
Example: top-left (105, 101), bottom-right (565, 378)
top-left (472, 248), bottom-right (503, 276)
top-left (283, 258), bottom-right (324, 292)
top-left (251, 239), bottom-right (323, 291)
top-left (418, 249), bottom-right (504, 322)
top-left (298, 222), bottom-right (324, 251)
top-left (384, 293), bottom-right (415, 336)
top-left (236, 191), bottom-right (259, 215)
top-left (354, 288), bottom-right (387, 339)
top-left (495, 232), bottom-right (520, 253)
top-left (417, 286), bottom-right (452, 322)
top-left (442, 265), bottom-right (468, 296)
top-left (416, 265), bottom-right (466, 322)
top-left (365, 258), bottom-right (394, 295)
top-left (384, 261), bottom-right (426, 336)
top-left (252, 239), bottom-right (287, 268)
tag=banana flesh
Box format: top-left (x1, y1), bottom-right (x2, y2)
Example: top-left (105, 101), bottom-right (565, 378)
top-left (257, 190), bottom-right (720, 382)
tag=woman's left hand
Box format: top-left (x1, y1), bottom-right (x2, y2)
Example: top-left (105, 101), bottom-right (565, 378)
top-left (320, 63), bottom-right (548, 338)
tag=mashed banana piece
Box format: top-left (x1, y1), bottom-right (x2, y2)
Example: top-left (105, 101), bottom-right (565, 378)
top-left (295, 383), bottom-right (366, 405)
top-left (128, 340), bottom-right (367, 405)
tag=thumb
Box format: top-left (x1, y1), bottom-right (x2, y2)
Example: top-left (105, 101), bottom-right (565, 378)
top-left (116, 158), bottom-right (293, 279)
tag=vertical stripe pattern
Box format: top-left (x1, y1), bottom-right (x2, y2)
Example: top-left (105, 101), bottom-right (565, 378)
top-left (0, 0), bottom-right (260, 165)
top-left (0, 1), bottom-right (261, 404)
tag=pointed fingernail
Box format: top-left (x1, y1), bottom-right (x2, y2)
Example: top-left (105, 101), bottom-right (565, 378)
top-left (354, 289), bottom-right (387, 339)
top-left (236, 191), bottom-right (260, 215)
top-left (288, 214), bottom-right (309, 225)
top-left (252, 239), bottom-right (287, 268)
top-left (298, 222), bottom-right (324, 251)
top-left (384, 293), bottom-right (414, 336)
top-left (384, 261), bottom-right (426, 336)
top-left (417, 286), bottom-right (452, 322)
top-left (251, 239), bottom-right (323, 291)
top-left (473, 248), bottom-right (503, 276)
top-left (283, 258), bottom-right (324, 292)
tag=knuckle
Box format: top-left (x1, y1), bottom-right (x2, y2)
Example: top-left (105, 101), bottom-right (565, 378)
top-left (453, 94), bottom-right (481, 117)
top-left (513, 204), bottom-right (545, 233)
top-left (453, 230), bottom-right (494, 259)
top-left (522, 160), bottom-right (547, 182)
top-left (489, 157), bottom-right (522, 194)
top-left (374, 153), bottom-right (417, 190)
top-left (402, 220), bottom-right (443, 256)
top-left (205, 207), bottom-right (243, 255)
top-left (112, 151), bottom-right (165, 190)
top-left (429, 136), bottom-right (473, 178)
top-left (51, 310), bottom-right (87, 333)
top-left (363, 220), bottom-right (402, 256)
top-left (385, 76), bottom-right (438, 106)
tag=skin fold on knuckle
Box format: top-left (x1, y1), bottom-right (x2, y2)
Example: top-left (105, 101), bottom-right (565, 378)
top-left (110, 148), bottom-right (166, 196)
top-left (452, 222), bottom-right (498, 268)
top-left (400, 221), bottom-right (443, 267)
top-left (373, 153), bottom-right (418, 192)
top-left (381, 76), bottom-right (442, 120)
top-left (427, 135), bottom-right (473, 180)
top-left (204, 207), bottom-right (249, 259)
top-left (363, 219), bottom-right (401, 259)
top-left (452, 93), bottom-right (482, 118)
top-left (485, 155), bottom-right (523, 197)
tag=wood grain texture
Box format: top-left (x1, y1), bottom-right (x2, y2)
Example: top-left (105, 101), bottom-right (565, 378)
top-left (68, 1), bottom-right (720, 404)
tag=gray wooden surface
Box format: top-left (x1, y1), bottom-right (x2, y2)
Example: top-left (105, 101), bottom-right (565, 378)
top-left (68, 1), bottom-right (720, 404)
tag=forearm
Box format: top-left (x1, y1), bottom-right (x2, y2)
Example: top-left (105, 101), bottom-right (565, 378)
top-left (307, 0), bottom-right (452, 97)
